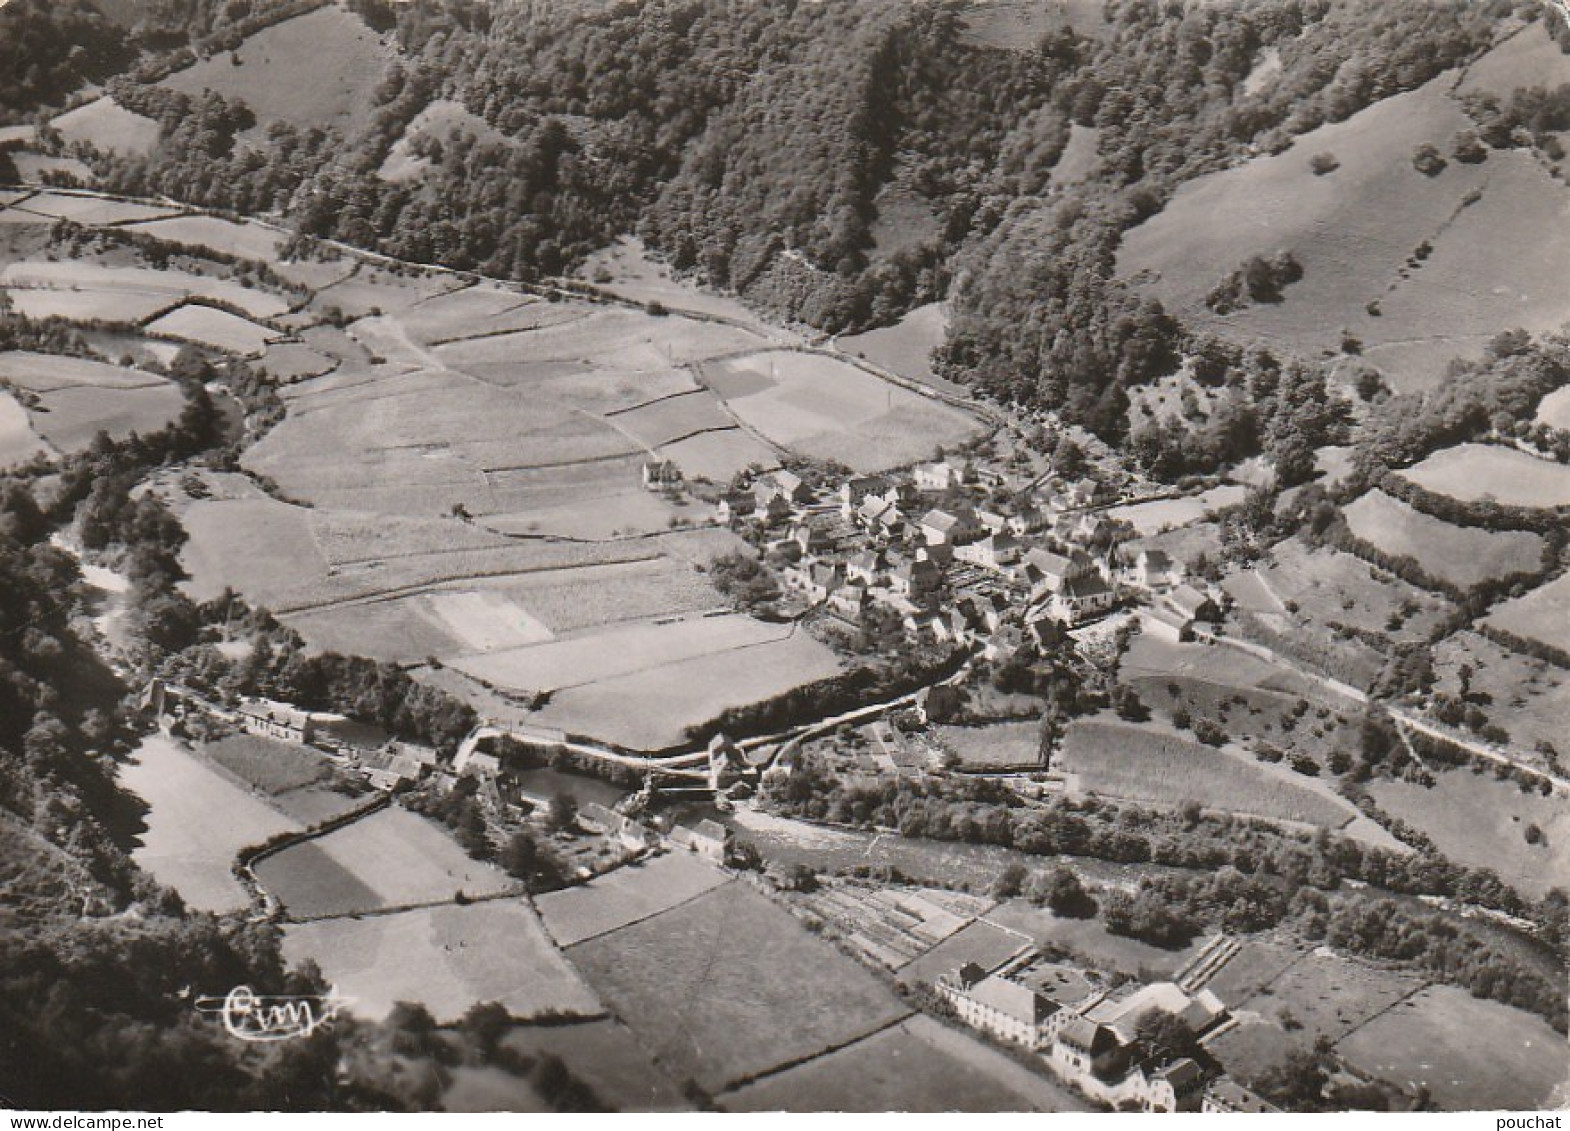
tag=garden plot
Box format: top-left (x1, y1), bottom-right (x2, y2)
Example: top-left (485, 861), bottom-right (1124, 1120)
top-left (258, 806), bottom-right (515, 918)
top-left (791, 883), bottom-right (990, 971)
top-left (1343, 490), bottom-right (1543, 589)
top-left (898, 919), bottom-right (1029, 987)
top-left (1401, 444), bottom-right (1570, 508)
top-left (1058, 718), bottom-right (1357, 828)
top-left (537, 852), bottom-right (734, 947)
top-left (119, 734), bottom-right (299, 914)
top-left (449, 613), bottom-right (796, 693)
top-left (0, 392), bottom-right (52, 467)
top-left (48, 98), bottom-right (160, 157)
top-left (1337, 984), bottom-right (1569, 1111)
top-left (529, 632), bottom-right (843, 750)
top-left (706, 350), bottom-right (981, 473)
top-left (567, 882), bottom-right (909, 1094)
top-left (0, 260), bottom-right (289, 320)
top-left (1369, 769), bottom-right (1570, 899)
top-left (934, 721), bottom-right (1044, 770)
top-left (281, 898), bottom-right (600, 1023)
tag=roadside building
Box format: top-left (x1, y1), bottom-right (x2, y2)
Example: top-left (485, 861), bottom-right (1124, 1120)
top-left (238, 699), bottom-right (315, 744)
top-left (941, 966), bottom-right (1064, 1050)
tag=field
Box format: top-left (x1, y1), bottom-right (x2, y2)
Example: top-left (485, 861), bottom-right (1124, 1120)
top-left (280, 898), bottom-right (601, 1023)
top-left (1430, 631), bottom-right (1570, 760)
top-left (4, 189), bottom-right (174, 225)
top-left (536, 852), bottom-right (733, 947)
top-left (837, 302), bottom-right (964, 393)
top-left (1117, 71), bottom-right (1570, 392)
top-left (255, 807), bottom-right (515, 918)
top-left (1400, 444), bottom-right (1570, 508)
top-left (123, 214), bottom-right (287, 265)
top-left (200, 733), bottom-right (364, 825)
top-left (1536, 385), bottom-right (1570, 429)
top-left (576, 237), bottom-right (769, 328)
top-left (1057, 718), bottom-right (1357, 827)
top-left (1343, 490), bottom-right (1543, 589)
top-left (0, 392), bottom-right (51, 467)
top-left (1485, 571), bottom-right (1570, 655)
top-left (146, 303), bottom-right (276, 355)
top-left (983, 901), bottom-right (1205, 979)
top-left (718, 1016), bottom-right (1074, 1112)
top-left (1104, 485), bottom-right (1247, 535)
top-left (933, 721), bottom-right (1043, 770)
top-left (11, 154), bottom-right (93, 184)
top-left (49, 98), bottom-right (160, 157)
top-left (958, 0), bottom-right (1106, 48)
top-left (1369, 769), bottom-right (1570, 899)
top-left (789, 883), bottom-right (990, 971)
top-left (1, 259), bottom-right (289, 320)
top-left (118, 734), bottom-right (299, 913)
top-left (702, 349), bottom-right (980, 473)
top-left (0, 352), bottom-right (184, 452)
top-left (567, 882), bottom-right (910, 1093)
top-left (897, 919), bottom-right (1029, 987)
top-left (1337, 984), bottom-right (1570, 1111)
top-left (501, 1020), bottom-right (692, 1112)
top-left (158, 5), bottom-right (391, 141)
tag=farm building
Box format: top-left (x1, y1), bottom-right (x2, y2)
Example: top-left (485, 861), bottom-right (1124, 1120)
top-left (919, 507), bottom-right (982, 546)
top-left (237, 698), bottom-right (315, 744)
top-left (1023, 547), bottom-right (1097, 596)
top-left (668, 818), bottom-right (732, 864)
top-left (1051, 1019), bottom-right (1128, 1082)
top-left (1203, 1078), bottom-right (1281, 1114)
top-left (888, 557), bottom-right (942, 601)
top-left (641, 459), bottom-right (683, 490)
top-left (1046, 572), bottom-right (1115, 625)
top-left (939, 963), bottom-right (1067, 1050)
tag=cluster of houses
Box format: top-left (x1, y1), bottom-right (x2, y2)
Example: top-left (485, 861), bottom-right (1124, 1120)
top-left (937, 945), bottom-right (1278, 1114)
top-left (719, 453), bottom-right (1223, 655)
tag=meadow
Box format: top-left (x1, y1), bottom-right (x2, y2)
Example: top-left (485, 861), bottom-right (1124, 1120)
top-left (5, 189), bottom-right (172, 225)
top-left (257, 807), bottom-right (515, 918)
top-left (118, 734), bottom-right (299, 914)
top-left (536, 852), bottom-right (734, 947)
top-left (1336, 985), bottom-right (1570, 1111)
top-left (1104, 484), bottom-right (1247, 535)
top-left (48, 99), bottom-right (161, 158)
top-left (1401, 444), bottom-right (1570, 508)
top-left (0, 392), bottom-right (52, 467)
top-left (146, 304), bottom-right (277, 356)
top-left (501, 1020), bottom-right (692, 1112)
top-left (983, 901), bottom-right (1205, 979)
top-left (380, 100), bottom-right (510, 185)
top-left (1430, 631), bottom-right (1570, 762)
top-left (1058, 718), bottom-right (1356, 827)
top-left (2, 259), bottom-right (289, 320)
top-left (933, 721), bottom-right (1044, 770)
top-left (122, 214), bottom-right (287, 265)
top-left (1535, 385), bottom-right (1570, 429)
top-left (837, 302), bottom-right (961, 392)
top-left (567, 882), bottom-right (910, 1093)
top-left (1342, 489), bottom-right (1544, 589)
top-left (200, 733), bottom-right (364, 825)
top-left (1485, 572), bottom-right (1570, 655)
top-left (1369, 769), bottom-right (1570, 900)
top-left (280, 898), bottom-right (601, 1023)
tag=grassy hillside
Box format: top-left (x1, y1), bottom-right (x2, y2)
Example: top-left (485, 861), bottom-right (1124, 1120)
top-left (158, 4), bottom-right (392, 141)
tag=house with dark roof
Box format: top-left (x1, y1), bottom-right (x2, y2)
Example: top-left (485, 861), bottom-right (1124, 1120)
top-left (1051, 1018), bottom-right (1129, 1081)
top-left (1202, 1077), bottom-right (1281, 1114)
top-left (941, 970), bottom-right (1066, 1050)
top-left (237, 699), bottom-right (315, 744)
top-left (1140, 1058), bottom-right (1207, 1113)
top-left (1048, 571), bottom-right (1115, 624)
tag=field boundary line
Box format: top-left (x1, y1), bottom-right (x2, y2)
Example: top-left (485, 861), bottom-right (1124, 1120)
top-left (556, 872), bottom-right (739, 951)
top-left (602, 386), bottom-right (712, 417)
top-left (712, 1009), bottom-right (914, 1097)
top-left (1332, 979), bottom-right (1434, 1047)
top-left (282, 882), bottom-right (532, 925)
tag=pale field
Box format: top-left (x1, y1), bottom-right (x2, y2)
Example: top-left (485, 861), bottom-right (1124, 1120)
top-left (934, 721), bottom-right (1044, 769)
top-left (180, 495), bottom-right (328, 606)
top-left (49, 98), bottom-right (162, 157)
top-left (425, 590), bottom-right (555, 651)
top-left (403, 290), bottom-right (551, 347)
top-left (0, 391), bottom-right (52, 467)
top-left (118, 734), bottom-right (299, 913)
top-left (313, 265), bottom-right (470, 317)
top-left (12, 154), bottom-right (94, 183)
top-left (380, 99), bottom-right (508, 184)
top-left (259, 341), bottom-right (336, 381)
top-left (1534, 385), bottom-right (1570, 429)
top-left (449, 612), bottom-right (796, 693)
top-left (610, 389), bottom-right (735, 447)
top-left (1, 259), bottom-right (289, 320)
top-left (8, 189), bottom-right (172, 224)
top-left (123, 214), bottom-right (286, 264)
top-left (281, 898), bottom-right (601, 1023)
top-left (658, 428), bottom-right (781, 481)
top-left (0, 350), bottom-right (169, 392)
top-left (292, 806), bottom-right (515, 908)
top-left (1402, 444), bottom-right (1570, 508)
top-left (482, 489), bottom-right (691, 540)
top-left (709, 350), bottom-right (980, 472)
top-left (281, 598), bottom-right (469, 665)
top-left (1104, 484), bottom-right (1248, 535)
top-left (493, 557), bottom-right (724, 634)
top-left (1343, 489), bottom-right (1544, 589)
top-left (1370, 769), bottom-right (1570, 900)
top-left (146, 304), bottom-right (278, 355)
top-left (530, 632), bottom-right (843, 749)
top-left (838, 301), bottom-right (960, 391)
top-left (1336, 985), bottom-right (1570, 1112)
top-left (1457, 19), bottom-right (1570, 99)
top-left (308, 507), bottom-right (519, 566)
top-left (526, 366), bottom-right (702, 414)
top-left (537, 852), bottom-right (735, 947)
top-left (158, 4), bottom-right (390, 140)
top-left (3, 287), bottom-right (174, 323)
